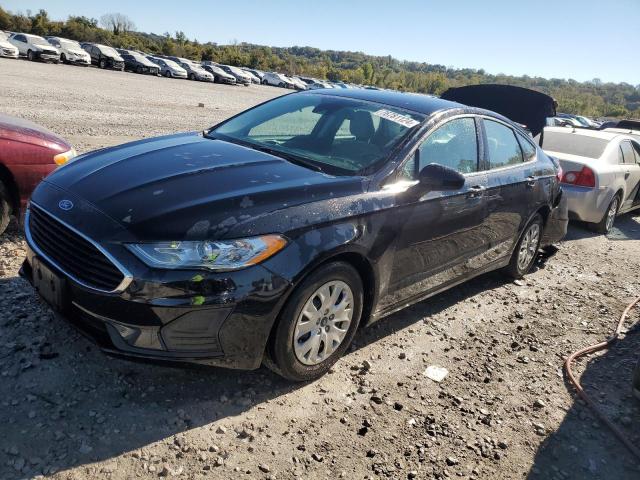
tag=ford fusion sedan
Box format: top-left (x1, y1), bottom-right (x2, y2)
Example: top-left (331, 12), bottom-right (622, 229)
top-left (0, 31), bottom-right (19, 58)
top-left (46, 36), bottom-right (91, 65)
top-left (9, 33), bottom-right (59, 62)
top-left (543, 127), bottom-right (640, 233)
top-left (22, 88), bottom-right (566, 381)
top-left (0, 114), bottom-right (75, 234)
top-left (82, 43), bottom-right (124, 70)
top-left (148, 56), bottom-right (187, 79)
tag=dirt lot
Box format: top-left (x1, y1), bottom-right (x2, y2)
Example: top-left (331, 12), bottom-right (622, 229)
top-left (1, 58), bottom-right (639, 480)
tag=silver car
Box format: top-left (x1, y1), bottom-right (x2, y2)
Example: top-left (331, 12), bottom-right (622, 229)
top-left (148, 56), bottom-right (188, 79)
top-left (0, 31), bottom-right (19, 58)
top-left (543, 127), bottom-right (640, 233)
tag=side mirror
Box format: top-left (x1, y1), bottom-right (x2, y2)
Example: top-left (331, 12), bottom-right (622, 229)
top-left (418, 163), bottom-right (465, 191)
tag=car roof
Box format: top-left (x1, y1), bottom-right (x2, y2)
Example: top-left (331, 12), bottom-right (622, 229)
top-left (304, 88), bottom-right (462, 116)
top-left (544, 126), bottom-right (624, 140)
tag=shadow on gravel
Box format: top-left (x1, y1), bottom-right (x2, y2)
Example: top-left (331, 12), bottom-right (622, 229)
top-left (526, 320), bottom-right (640, 480)
top-left (564, 211), bottom-right (640, 242)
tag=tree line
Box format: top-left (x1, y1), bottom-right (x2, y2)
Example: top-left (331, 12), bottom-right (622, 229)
top-left (1, 7), bottom-right (639, 119)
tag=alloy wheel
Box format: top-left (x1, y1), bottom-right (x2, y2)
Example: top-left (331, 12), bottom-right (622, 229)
top-left (293, 280), bottom-right (354, 366)
top-left (517, 223), bottom-right (540, 271)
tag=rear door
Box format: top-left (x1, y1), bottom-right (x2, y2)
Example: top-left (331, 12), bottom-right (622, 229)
top-left (481, 118), bottom-right (538, 256)
top-left (619, 140), bottom-right (640, 211)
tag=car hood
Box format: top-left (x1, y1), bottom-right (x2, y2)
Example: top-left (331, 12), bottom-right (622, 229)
top-left (41, 132), bottom-right (365, 241)
top-left (0, 39), bottom-right (16, 49)
top-left (0, 113), bottom-right (71, 150)
top-left (441, 84), bottom-right (557, 137)
top-left (68, 48), bottom-right (88, 56)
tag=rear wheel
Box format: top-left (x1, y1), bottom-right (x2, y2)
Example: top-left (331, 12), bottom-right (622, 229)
top-left (504, 214), bottom-right (543, 279)
top-left (590, 195), bottom-right (619, 234)
top-left (265, 262), bottom-right (363, 381)
top-left (0, 181), bottom-right (12, 235)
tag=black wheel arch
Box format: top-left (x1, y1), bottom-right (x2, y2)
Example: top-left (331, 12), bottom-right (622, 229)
top-left (0, 164), bottom-right (20, 215)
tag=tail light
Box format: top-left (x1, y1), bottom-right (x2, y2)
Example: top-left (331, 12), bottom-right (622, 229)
top-left (561, 165), bottom-right (596, 188)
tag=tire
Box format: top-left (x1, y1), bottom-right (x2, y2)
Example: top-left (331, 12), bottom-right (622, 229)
top-left (99, 58), bottom-right (106, 69)
top-left (60, 53), bottom-right (67, 64)
top-left (188, 73), bottom-right (195, 80)
top-left (265, 262), bottom-right (363, 381)
top-left (165, 70), bottom-right (171, 78)
top-left (27, 50), bottom-right (34, 61)
top-left (590, 194), bottom-right (619, 234)
top-left (0, 181), bottom-right (12, 236)
top-left (136, 65), bottom-right (143, 74)
top-left (278, 82), bottom-right (285, 88)
top-left (262, 79), bottom-right (268, 85)
top-left (504, 214), bottom-right (543, 279)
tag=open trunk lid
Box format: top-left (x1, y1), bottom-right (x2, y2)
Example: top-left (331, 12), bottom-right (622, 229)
top-left (441, 84), bottom-right (557, 138)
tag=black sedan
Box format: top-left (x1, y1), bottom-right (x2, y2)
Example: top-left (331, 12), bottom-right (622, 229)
top-left (21, 87), bottom-right (567, 381)
top-left (118, 50), bottom-right (160, 75)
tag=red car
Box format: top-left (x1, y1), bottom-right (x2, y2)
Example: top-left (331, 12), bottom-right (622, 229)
top-left (0, 114), bottom-right (76, 234)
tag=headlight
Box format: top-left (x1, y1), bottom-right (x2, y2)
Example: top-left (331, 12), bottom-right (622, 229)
top-left (127, 235), bottom-right (287, 271)
top-left (53, 148), bottom-right (77, 166)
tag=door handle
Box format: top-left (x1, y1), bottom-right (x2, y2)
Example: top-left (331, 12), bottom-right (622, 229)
top-left (526, 176), bottom-right (536, 188)
top-left (625, 171), bottom-right (630, 180)
top-left (466, 185), bottom-right (485, 198)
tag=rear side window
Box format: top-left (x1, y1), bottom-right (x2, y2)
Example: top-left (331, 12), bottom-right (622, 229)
top-left (620, 141), bottom-right (636, 164)
top-left (418, 117), bottom-right (479, 174)
top-left (517, 133), bottom-right (537, 161)
top-left (484, 119), bottom-right (523, 168)
top-left (543, 131), bottom-right (608, 159)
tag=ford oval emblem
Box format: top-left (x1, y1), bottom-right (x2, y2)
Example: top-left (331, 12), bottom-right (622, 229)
top-left (58, 199), bottom-right (74, 211)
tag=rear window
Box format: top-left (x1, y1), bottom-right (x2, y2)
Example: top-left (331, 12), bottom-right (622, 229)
top-left (543, 132), bottom-right (608, 159)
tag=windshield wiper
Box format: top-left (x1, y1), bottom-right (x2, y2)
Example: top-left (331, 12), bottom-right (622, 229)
top-left (249, 144), bottom-right (324, 172)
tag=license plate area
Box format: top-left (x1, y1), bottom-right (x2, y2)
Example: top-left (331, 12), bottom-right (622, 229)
top-left (32, 257), bottom-right (68, 312)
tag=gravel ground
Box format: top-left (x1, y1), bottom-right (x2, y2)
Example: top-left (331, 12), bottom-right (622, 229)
top-left (1, 58), bottom-right (640, 480)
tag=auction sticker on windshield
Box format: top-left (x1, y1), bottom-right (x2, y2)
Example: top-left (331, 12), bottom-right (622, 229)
top-left (373, 109), bottom-right (420, 128)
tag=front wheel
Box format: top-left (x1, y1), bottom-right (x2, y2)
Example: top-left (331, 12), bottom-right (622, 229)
top-left (265, 262), bottom-right (363, 381)
top-left (99, 58), bottom-right (106, 69)
top-left (60, 53), bottom-right (67, 63)
top-left (27, 50), bottom-right (34, 61)
top-left (164, 70), bottom-right (171, 78)
top-left (590, 195), bottom-right (619, 234)
top-left (504, 214), bottom-right (543, 279)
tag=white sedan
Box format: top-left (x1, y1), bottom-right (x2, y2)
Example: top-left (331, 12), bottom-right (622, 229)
top-left (261, 72), bottom-right (296, 89)
top-left (9, 32), bottom-right (60, 62)
top-left (0, 31), bottom-right (18, 58)
top-left (543, 127), bottom-right (640, 233)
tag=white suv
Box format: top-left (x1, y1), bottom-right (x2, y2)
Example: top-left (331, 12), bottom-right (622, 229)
top-left (46, 36), bottom-right (91, 65)
top-left (9, 33), bottom-right (60, 62)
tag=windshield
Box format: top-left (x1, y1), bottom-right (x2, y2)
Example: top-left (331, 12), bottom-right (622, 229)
top-left (29, 36), bottom-right (50, 46)
top-left (544, 131), bottom-right (609, 159)
top-left (59, 38), bottom-right (81, 49)
top-left (209, 93), bottom-right (424, 175)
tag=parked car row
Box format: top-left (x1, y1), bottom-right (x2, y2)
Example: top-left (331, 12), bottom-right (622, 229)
top-left (1, 31), bottom-right (370, 91)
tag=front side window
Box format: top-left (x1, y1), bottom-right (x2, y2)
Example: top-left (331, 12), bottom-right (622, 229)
top-left (484, 119), bottom-right (523, 168)
top-left (210, 94), bottom-right (424, 175)
top-left (418, 117), bottom-right (478, 174)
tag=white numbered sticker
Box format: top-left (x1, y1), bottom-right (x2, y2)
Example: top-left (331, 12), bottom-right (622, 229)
top-left (373, 109), bottom-right (420, 128)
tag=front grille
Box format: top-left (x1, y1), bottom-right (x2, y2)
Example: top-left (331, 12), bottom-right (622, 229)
top-left (28, 206), bottom-right (125, 291)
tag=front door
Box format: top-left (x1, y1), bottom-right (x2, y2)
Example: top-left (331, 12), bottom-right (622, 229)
top-left (378, 116), bottom-right (491, 310)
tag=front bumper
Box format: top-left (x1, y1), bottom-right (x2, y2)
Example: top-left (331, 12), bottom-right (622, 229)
top-left (21, 204), bottom-right (292, 370)
top-left (562, 184), bottom-right (612, 224)
top-left (541, 189), bottom-right (569, 246)
top-left (66, 56), bottom-right (91, 65)
top-left (34, 51), bottom-right (60, 62)
top-left (0, 48), bottom-right (18, 58)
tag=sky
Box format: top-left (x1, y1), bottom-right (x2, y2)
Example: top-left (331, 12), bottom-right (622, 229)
top-left (3, 0), bottom-right (639, 84)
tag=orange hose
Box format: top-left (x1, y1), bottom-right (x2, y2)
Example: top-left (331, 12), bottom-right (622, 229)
top-left (564, 294), bottom-right (640, 460)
